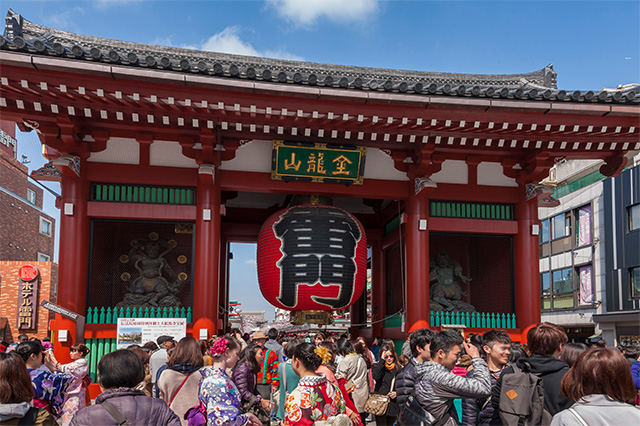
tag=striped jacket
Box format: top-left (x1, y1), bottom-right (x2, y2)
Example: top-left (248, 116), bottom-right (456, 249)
top-left (257, 348), bottom-right (280, 387)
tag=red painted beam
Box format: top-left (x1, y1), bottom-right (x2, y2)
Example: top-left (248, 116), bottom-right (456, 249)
top-left (221, 222), bottom-right (262, 242)
top-left (87, 163), bottom-right (198, 186)
top-left (428, 217), bottom-right (518, 234)
top-left (431, 183), bottom-right (520, 204)
top-left (219, 170), bottom-right (409, 199)
top-left (87, 202), bottom-right (196, 221)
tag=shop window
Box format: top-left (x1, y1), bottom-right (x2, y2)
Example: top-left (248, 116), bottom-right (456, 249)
top-left (575, 205), bottom-right (592, 247)
top-left (39, 217), bottom-right (51, 236)
top-left (552, 212), bottom-right (571, 240)
top-left (27, 189), bottom-right (36, 205)
top-left (631, 266), bottom-right (640, 299)
top-left (541, 272), bottom-right (551, 310)
top-left (37, 252), bottom-right (50, 262)
top-left (540, 219), bottom-right (550, 243)
top-left (552, 268), bottom-right (574, 308)
top-left (629, 203), bottom-right (640, 231)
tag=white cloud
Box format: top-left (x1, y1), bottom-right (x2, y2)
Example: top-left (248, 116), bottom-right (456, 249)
top-left (266, 0), bottom-right (379, 25)
top-left (245, 259), bottom-right (257, 265)
top-left (200, 26), bottom-right (303, 61)
top-left (44, 8), bottom-right (85, 31)
top-left (262, 49), bottom-right (305, 61)
top-left (201, 27), bottom-right (261, 57)
top-left (150, 36), bottom-right (198, 51)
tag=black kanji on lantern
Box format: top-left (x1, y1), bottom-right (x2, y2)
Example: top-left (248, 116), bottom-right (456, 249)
top-left (273, 206), bottom-right (361, 309)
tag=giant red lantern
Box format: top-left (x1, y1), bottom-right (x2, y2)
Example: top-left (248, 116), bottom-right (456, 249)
top-left (257, 204), bottom-right (367, 314)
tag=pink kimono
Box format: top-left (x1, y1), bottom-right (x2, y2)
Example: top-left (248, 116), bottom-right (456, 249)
top-left (59, 358), bottom-right (89, 426)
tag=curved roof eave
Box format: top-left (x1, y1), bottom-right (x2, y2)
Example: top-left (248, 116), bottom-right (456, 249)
top-left (2, 8), bottom-right (638, 104)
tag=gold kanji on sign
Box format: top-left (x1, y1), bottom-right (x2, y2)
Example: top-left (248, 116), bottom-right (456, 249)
top-left (284, 152), bottom-right (302, 171)
top-left (332, 155), bottom-right (353, 175)
top-left (18, 316), bottom-right (32, 328)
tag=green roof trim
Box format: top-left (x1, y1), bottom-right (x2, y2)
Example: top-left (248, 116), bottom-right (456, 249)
top-left (553, 170), bottom-right (607, 198)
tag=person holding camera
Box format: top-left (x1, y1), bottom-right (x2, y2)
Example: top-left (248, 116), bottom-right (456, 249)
top-left (406, 330), bottom-right (491, 426)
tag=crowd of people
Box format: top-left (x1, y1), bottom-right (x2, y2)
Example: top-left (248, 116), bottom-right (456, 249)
top-left (1, 323), bottom-right (640, 425)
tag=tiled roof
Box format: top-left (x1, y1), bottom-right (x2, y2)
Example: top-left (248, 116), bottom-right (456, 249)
top-left (2, 9), bottom-right (639, 104)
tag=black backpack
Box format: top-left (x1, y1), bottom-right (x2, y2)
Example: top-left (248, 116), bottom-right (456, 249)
top-left (18, 407), bottom-right (39, 426)
top-left (498, 362), bottom-right (552, 426)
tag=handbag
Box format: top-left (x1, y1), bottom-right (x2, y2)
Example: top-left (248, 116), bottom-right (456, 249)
top-left (242, 394), bottom-right (270, 423)
top-left (363, 393), bottom-right (391, 416)
top-left (363, 375), bottom-right (396, 416)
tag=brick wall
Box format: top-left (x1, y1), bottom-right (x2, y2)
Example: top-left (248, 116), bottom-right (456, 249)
top-left (0, 125), bottom-right (17, 159)
top-left (0, 261), bottom-right (57, 343)
top-left (0, 150), bottom-right (55, 261)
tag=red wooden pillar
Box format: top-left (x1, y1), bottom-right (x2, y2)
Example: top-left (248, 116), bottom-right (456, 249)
top-left (192, 165), bottom-right (220, 339)
top-left (55, 162), bottom-right (90, 362)
top-left (514, 187), bottom-right (541, 329)
top-left (405, 179), bottom-right (434, 332)
top-left (370, 237), bottom-right (385, 340)
top-left (218, 237), bottom-right (230, 334)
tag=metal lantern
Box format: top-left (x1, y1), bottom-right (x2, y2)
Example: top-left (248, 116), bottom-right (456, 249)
top-left (257, 204), bottom-right (367, 322)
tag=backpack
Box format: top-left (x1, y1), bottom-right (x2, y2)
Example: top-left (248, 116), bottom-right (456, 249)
top-left (17, 407), bottom-right (39, 426)
top-left (498, 362), bottom-right (552, 426)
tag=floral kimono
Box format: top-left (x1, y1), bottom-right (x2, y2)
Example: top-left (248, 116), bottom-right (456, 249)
top-left (198, 366), bottom-right (250, 426)
top-left (28, 366), bottom-right (74, 418)
top-left (59, 358), bottom-right (90, 426)
top-left (284, 374), bottom-right (347, 426)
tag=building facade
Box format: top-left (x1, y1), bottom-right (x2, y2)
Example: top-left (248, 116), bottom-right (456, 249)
top-left (0, 125), bottom-right (56, 262)
top-left (539, 160), bottom-right (609, 342)
top-left (594, 164), bottom-right (640, 347)
top-left (540, 158), bottom-right (640, 347)
top-left (0, 122), bottom-right (57, 342)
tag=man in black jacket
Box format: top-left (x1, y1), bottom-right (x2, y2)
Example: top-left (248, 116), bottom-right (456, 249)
top-left (490, 322), bottom-right (573, 424)
top-left (462, 330), bottom-right (511, 426)
top-left (395, 328), bottom-right (436, 405)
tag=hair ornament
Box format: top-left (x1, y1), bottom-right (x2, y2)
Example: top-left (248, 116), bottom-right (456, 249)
top-left (210, 337), bottom-right (228, 357)
top-left (314, 346), bottom-right (332, 365)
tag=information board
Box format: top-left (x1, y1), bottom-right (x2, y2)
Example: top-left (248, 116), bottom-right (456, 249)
top-left (116, 317), bottom-right (187, 349)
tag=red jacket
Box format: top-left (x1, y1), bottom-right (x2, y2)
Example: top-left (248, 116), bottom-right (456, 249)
top-left (257, 348), bottom-right (279, 387)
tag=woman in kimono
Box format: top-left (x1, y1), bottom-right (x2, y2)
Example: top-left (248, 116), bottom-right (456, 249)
top-left (198, 335), bottom-right (261, 426)
top-left (284, 342), bottom-right (348, 426)
top-left (50, 343), bottom-right (91, 426)
top-left (15, 341), bottom-right (73, 419)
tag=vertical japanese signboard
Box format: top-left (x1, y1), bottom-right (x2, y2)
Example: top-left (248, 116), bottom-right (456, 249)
top-left (579, 265), bottom-right (593, 305)
top-left (16, 265), bottom-right (39, 330)
top-left (271, 141), bottom-right (366, 185)
top-left (577, 205), bottom-right (592, 247)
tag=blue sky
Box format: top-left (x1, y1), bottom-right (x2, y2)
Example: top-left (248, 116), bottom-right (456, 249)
top-left (8, 0), bottom-right (639, 320)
